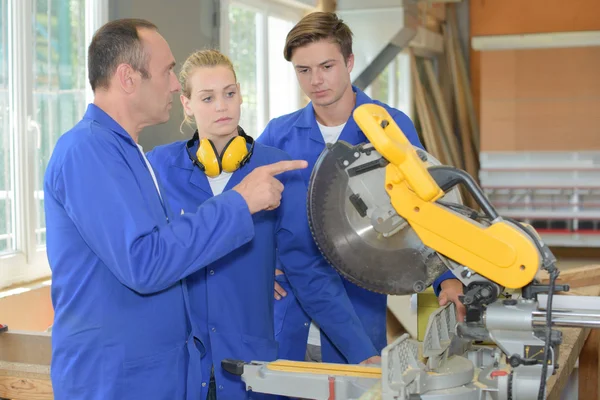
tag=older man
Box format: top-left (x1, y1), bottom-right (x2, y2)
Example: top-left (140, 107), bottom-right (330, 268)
top-left (44, 18), bottom-right (304, 399)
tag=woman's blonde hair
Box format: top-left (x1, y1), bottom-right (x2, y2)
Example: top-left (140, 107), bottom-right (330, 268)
top-left (179, 49), bottom-right (238, 130)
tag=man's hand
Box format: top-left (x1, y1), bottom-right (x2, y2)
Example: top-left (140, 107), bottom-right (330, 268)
top-left (438, 278), bottom-right (466, 322)
top-left (274, 269), bottom-right (287, 300)
top-left (233, 160), bottom-right (308, 214)
top-left (360, 356), bottom-right (381, 365)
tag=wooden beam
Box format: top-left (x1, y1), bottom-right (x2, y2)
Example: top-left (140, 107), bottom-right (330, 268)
top-left (0, 331), bottom-right (51, 365)
top-left (579, 328), bottom-right (600, 400)
top-left (386, 307), bottom-right (408, 345)
top-left (0, 331), bottom-right (53, 399)
top-left (546, 284), bottom-right (600, 400)
top-left (417, 1), bottom-right (446, 22)
top-left (423, 58), bottom-right (463, 169)
top-left (537, 264), bottom-right (600, 289)
top-left (443, 23), bottom-right (478, 182)
top-left (546, 327), bottom-right (591, 400)
top-left (317, 0), bottom-right (336, 12)
top-left (0, 362), bottom-right (52, 400)
top-left (411, 52), bottom-right (445, 163)
top-left (448, 5), bottom-right (480, 153)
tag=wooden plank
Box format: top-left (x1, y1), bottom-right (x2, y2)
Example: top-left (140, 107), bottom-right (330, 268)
top-left (579, 328), bottom-right (600, 400)
top-left (411, 52), bottom-right (444, 162)
top-left (448, 5), bottom-right (480, 153)
top-left (546, 327), bottom-right (590, 400)
top-left (0, 361), bottom-right (52, 400)
top-left (417, 1), bottom-right (446, 22)
top-left (423, 83), bottom-right (454, 166)
top-left (546, 284), bottom-right (600, 400)
top-left (537, 264), bottom-right (600, 289)
top-left (386, 307), bottom-right (408, 345)
top-left (0, 331), bottom-right (51, 365)
top-left (442, 23), bottom-right (478, 182)
top-left (423, 59), bottom-right (463, 169)
top-left (317, 0), bottom-right (336, 12)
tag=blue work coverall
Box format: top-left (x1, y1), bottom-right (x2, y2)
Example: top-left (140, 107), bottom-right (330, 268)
top-left (258, 86), bottom-right (455, 364)
top-left (44, 104), bottom-right (255, 399)
top-left (146, 139), bottom-right (378, 399)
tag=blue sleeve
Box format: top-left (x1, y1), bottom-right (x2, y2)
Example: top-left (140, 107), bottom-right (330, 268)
top-left (392, 110), bottom-right (423, 150)
top-left (51, 138), bottom-right (255, 295)
top-left (433, 270), bottom-right (458, 296)
top-left (275, 166), bottom-right (378, 364)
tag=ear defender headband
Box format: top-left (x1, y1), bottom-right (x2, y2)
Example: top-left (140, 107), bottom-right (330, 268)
top-left (186, 126), bottom-right (255, 178)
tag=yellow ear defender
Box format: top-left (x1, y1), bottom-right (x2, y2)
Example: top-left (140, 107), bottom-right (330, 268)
top-left (186, 126), bottom-right (254, 178)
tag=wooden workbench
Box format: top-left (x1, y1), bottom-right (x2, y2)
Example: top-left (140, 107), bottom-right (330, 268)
top-left (1, 265), bottom-right (599, 400)
top-left (544, 284), bottom-right (600, 400)
top-left (540, 264), bottom-right (600, 400)
top-left (0, 331), bottom-right (51, 400)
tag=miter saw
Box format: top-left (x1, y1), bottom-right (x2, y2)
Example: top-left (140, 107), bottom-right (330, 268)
top-left (222, 104), bottom-right (600, 400)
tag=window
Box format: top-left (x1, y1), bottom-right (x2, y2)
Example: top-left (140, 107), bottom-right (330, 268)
top-left (222, 0), bottom-right (307, 137)
top-left (364, 51), bottom-right (413, 120)
top-left (0, 0), bottom-right (106, 288)
top-left (0, 0), bottom-right (12, 255)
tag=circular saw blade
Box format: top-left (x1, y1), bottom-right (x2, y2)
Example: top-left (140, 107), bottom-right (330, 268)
top-left (307, 141), bottom-right (460, 295)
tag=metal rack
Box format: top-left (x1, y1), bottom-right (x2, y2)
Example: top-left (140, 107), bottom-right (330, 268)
top-left (480, 151), bottom-right (600, 247)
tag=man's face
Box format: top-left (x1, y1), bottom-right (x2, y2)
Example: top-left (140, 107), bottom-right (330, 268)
top-left (136, 29), bottom-right (181, 125)
top-left (290, 39), bottom-right (354, 107)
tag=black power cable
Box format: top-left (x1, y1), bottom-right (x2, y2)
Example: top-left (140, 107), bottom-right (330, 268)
top-left (538, 268), bottom-right (558, 400)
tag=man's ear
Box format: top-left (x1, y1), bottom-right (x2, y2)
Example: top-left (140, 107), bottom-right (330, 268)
top-left (115, 63), bottom-right (137, 94)
top-left (346, 53), bottom-right (355, 74)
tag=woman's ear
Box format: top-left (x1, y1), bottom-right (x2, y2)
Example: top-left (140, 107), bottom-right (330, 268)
top-left (180, 94), bottom-right (193, 117)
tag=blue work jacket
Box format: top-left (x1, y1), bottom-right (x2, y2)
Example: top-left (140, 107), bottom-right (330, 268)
top-left (146, 140), bottom-right (378, 400)
top-left (44, 104), bottom-right (255, 399)
top-left (258, 86), bottom-right (454, 364)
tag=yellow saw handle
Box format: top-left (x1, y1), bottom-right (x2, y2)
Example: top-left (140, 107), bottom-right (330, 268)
top-left (353, 104), bottom-right (540, 289)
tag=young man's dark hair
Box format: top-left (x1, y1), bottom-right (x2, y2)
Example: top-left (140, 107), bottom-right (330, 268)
top-left (283, 11), bottom-right (353, 63)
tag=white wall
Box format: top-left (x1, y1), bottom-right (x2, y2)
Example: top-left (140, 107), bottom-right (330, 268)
top-left (109, 0), bottom-right (219, 150)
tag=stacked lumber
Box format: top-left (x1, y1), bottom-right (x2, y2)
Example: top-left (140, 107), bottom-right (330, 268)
top-left (410, 3), bottom-right (480, 208)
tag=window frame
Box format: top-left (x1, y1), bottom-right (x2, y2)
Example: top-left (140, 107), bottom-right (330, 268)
top-left (0, 0), bottom-right (108, 289)
top-left (220, 0), bottom-right (309, 135)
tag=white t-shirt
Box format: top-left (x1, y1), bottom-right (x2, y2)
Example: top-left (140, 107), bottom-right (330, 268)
top-left (307, 121), bottom-right (347, 348)
top-left (137, 144), bottom-right (163, 202)
top-left (207, 171), bottom-right (233, 196)
top-left (317, 121), bottom-right (346, 145)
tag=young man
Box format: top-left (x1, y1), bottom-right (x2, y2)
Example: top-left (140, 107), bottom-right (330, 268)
top-left (258, 12), bottom-right (465, 365)
top-left (44, 19), bottom-right (305, 399)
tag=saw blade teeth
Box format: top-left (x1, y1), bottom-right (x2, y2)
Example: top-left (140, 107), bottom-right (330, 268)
top-left (307, 142), bottom-right (453, 296)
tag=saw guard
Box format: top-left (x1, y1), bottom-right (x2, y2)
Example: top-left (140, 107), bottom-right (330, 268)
top-left (307, 141), bottom-right (453, 295)
top-left (352, 104), bottom-right (540, 289)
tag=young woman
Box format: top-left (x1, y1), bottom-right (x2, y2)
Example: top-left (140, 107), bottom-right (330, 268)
top-left (146, 49), bottom-right (378, 400)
